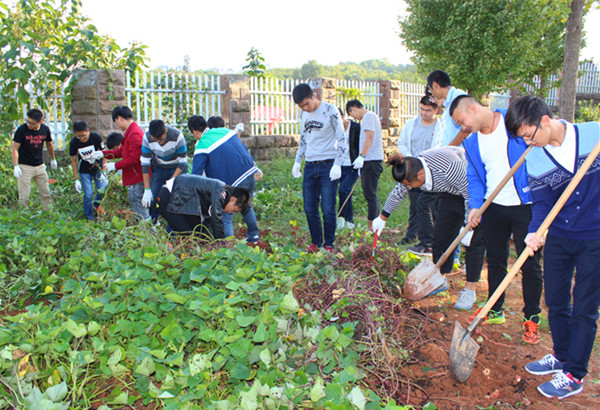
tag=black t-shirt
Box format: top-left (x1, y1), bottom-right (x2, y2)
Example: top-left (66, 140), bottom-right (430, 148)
top-left (69, 132), bottom-right (105, 174)
top-left (13, 123), bottom-right (52, 166)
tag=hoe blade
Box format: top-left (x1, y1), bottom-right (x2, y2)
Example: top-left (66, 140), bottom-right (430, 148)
top-left (449, 321), bottom-right (480, 383)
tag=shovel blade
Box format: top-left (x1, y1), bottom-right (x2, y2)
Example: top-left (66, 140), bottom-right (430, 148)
top-left (403, 258), bottom-right (445, 300)
top-left (449, 321), bottom-right (480, 383)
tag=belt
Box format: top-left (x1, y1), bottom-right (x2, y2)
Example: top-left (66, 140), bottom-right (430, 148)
top-left (306, 159), bottom-right (334, 164)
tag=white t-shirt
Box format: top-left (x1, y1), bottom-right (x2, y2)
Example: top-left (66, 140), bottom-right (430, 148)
top-left (360, 111), bottom-right (384, 161)
top-left (478, 114), bottom-right (522, 206)
top-left (545, 120), bottom-right (576, 173)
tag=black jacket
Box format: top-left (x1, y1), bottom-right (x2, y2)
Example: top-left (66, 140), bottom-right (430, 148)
top-left (167, 174), bottom-right (230, 239)
top-left (348, 120), bottom-right (361, 163)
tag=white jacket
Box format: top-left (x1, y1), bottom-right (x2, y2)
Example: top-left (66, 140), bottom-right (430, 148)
top-left (397, 117), bottom-right (441, 156)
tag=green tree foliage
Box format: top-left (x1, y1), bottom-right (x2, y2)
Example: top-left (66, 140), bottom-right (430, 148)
top-left (242, 47), bottom-right (266, 78)
top-left (399, 0), bottom-right (570, 98)
top-left (267, 58), bottom-right (423, 82)
top-left (0, 0), bottom-right (147, 134)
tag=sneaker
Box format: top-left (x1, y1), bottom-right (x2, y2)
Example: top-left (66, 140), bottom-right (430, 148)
top-left (407, 244), bottom-right (432, 256)
top-left (324, 245), bottom-right (335, 253)
top-left (526, 353), bottom-right (564, 375)
top-left (467, 307), bottom-right (506, 325)
top-left (336, 217), bottom-right (346, 230)
top-left (454, 288), bottom-right (476, 310)
top-left (537, 372), bottom-right (583, 399)
top-left (306, 244), bottom-right (319, 253)
top-left (425, 278), bottom-right (449, 297)
top-left (94, 205), bottom-right (106, 217)
top-left (346, 222), bottom-right (355, 230)
top-left (522, 315), bottom-right (541, 345)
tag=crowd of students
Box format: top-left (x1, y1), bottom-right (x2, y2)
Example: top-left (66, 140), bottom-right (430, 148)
top-left (11, 71), bottom-right (599, 400)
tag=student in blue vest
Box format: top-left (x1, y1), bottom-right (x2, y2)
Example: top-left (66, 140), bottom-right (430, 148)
top-left (190, 116), bottom-right (261, 243)
top-left (505, 95), bottom-right (600, 400)
top-left (451, 95), bottom-right (543, 343)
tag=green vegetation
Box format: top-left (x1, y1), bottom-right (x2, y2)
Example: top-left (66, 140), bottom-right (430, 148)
top-left (575, 99), bottom-right (600, 122)
top-left (0, 141), bottom-right (414, 408)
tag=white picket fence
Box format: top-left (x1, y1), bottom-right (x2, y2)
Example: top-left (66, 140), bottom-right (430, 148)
top-left (125, 71), bottom-right (224, 131)
top-left (398, 81), bottom-right (426, 126)
top-left (249, 78), bottom-right (382, 135)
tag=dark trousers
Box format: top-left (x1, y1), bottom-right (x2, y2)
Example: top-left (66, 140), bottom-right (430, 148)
top-left (432, 193), bottom-right (485, 281)
top-left (361, 160), bottom-right (383, 221)
top-left (156, 187), bottom-right (204, 234)
top-left (544, 235), bottom-right (600, 380)
top-left (303, 160), bottom-right (338, 248)
top-left (149, 166), bottom-right (182, 220)
top-left (405, 189), bottom-right (435, 246)
top-left (338, 166), bottom-right (359, 222)
top-left (480, 203), bottom-right (543, 317)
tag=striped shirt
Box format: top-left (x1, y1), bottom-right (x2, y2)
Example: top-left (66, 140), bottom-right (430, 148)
top-left (382, 146), bottom-right (470, 218)
top-left (141, 126), bottom-right (188, 173)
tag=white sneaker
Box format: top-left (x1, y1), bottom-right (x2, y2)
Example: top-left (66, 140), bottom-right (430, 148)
top-left (346, 222), bottom-right (355, 229)
top-left (454, 288), bottom-right (476, 310)
top-left (336, 217), bottom-right (346, 230)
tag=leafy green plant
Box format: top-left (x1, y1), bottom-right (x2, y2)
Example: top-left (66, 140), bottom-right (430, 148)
top-left (243, 47), bottom-right (266, 79)
top-left (575, 100), bottom-right (600, 122)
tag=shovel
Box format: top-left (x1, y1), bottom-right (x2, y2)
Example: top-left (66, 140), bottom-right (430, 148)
top-left (404, 145), bottom-right (533, 300)
top-left (449, 138), bottom-right (600, 383)
top-left (337, 176), bottom-right (361, 219)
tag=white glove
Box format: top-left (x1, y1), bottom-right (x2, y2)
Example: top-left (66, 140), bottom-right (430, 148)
top-left (292, 162), bottom-right (302, 178)
top-left (75, 180), bottom-right (82, 193)
top-left (329, 164), bottom-right (341, 181)
top-left (372, 216), bottom-right (386, 236)
top-left (254, 168), bottom-right (263, 181)
top-left (51, 159), bottom-right (58, 170)
top-left (141, 189), bottom-right (153, 208)
top-left (13, 165), bottom-right (22, 179)
top-left (235, 123), bottom-right (244, 133)
top-left (90, 151), bottom-right (104, 160)
top-left (104, 162), bottom-right (116, 172)
top-left (461, 228), bottom-right (474, 247)
top-left (353, 155), bottom-right (365, 170)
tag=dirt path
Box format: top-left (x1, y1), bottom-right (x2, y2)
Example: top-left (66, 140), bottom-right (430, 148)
top-left (408, 264), bottom-right (600, 409)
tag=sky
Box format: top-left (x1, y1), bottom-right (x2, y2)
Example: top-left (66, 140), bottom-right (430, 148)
top-left (78, 0), bottom-right (600, 72)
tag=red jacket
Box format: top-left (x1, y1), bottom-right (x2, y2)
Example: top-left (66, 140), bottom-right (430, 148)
top-left (103, 121), bottom-right (145, 186)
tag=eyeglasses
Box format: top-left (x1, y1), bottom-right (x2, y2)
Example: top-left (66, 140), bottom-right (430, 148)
top-left (519, 119), bottom-right (541, 142)
top-left (26, 119), bottom-right (40, 126)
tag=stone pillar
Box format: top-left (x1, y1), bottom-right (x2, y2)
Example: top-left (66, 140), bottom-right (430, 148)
top-left (309, 77), bottom-right (337, 104)
top-left (221, 75), bottom-right (250, 137)
top-left (378, 80), bottom-right (401, 130)
top-left (71, 69), bottom-right (126, 138)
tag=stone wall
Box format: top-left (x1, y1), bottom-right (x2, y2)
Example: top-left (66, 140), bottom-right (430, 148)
top-left (71, 69), bottom-right (126, 137)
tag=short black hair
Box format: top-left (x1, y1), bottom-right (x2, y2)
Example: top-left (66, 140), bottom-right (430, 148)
top-left (292, 83), bottom-right (313, 104)
top-left (149, 119), bottom-right (166, 138)
top-left (345, 99), bottom-right (364, 114)
top-left (207, 116), bottom-right (225, 129)
top-left (26, 108), bottom-right (43, 122)
top-left (387, 154), bottom-right (423, 183)
top-left (72, 121), bottom-right (89, 132)
top-left (420, 95), bottom-right (437, 109)
top-left (188, 115), bottom-right (208, 133)
top-left (427, 70), bottom-right (451, 88)
top-left (449, 94), bottom-right (477, 117)
top-left (106, 132), bottom-right (124, 149)
top-left (111, 106), bottom-right (133, 121)
top-left (505, 95), bottom-right (554, 137)
top-left (228, 186), bottom-right (251, 214)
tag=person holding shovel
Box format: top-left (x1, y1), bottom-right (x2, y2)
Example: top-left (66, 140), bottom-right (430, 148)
top-left (505, 95), bottom-right (600, 399)
top-left (450, 95), bottom-right (543, 344)
top-left (372, 146), bottom-right (486, 300)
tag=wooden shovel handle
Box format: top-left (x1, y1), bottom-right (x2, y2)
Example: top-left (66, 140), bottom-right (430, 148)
top-left (435, 145), bottom-right (533, 269)
top-left (469, 139), bottom-right (600, 330)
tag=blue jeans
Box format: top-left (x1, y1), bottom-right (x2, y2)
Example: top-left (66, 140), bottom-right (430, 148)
top-left (128, 182), bottom-right (150, 220)
top-left (150, 167), bottom-right (184, 220)
top-left (80, 170), bottom-right (108, 220)
top-left (544, 235), bottom-right (600, 380)
top-left (338, 166), bottom-right (359, 223)
top-left (223, 177), bottom-right (259, 241)
top-left (303, 160), bottom-right (338, 248)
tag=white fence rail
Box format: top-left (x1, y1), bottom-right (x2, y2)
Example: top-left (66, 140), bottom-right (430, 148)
top-left (336, 80), bottom-right (381, 118)
top-left (125, 71), bottom-right (224, 132)
top-left (398, 81), bottom-right (426, 126)
top-left (249, 77), bottom-right (303, 136)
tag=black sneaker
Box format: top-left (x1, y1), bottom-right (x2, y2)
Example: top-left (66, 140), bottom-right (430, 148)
top-left (407, 244), bottom-right (432, 256)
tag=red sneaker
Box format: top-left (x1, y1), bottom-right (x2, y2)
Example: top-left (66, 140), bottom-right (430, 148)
top-left (306, 244), bottom-right (319, 253)
top-left (324, 245), bottom-right (335, 253)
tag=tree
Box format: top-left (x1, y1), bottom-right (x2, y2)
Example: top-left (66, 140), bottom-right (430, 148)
top-left (558, 0), bottom-right (592, 121)
top-left (300, 60), bottom-right (322, 79)
top-left (242, 47), bottom-right (266, 79)
top-left (0, 0), bottom-right (147, 135)
top-left (399, 0), bottom-right (569, 99)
